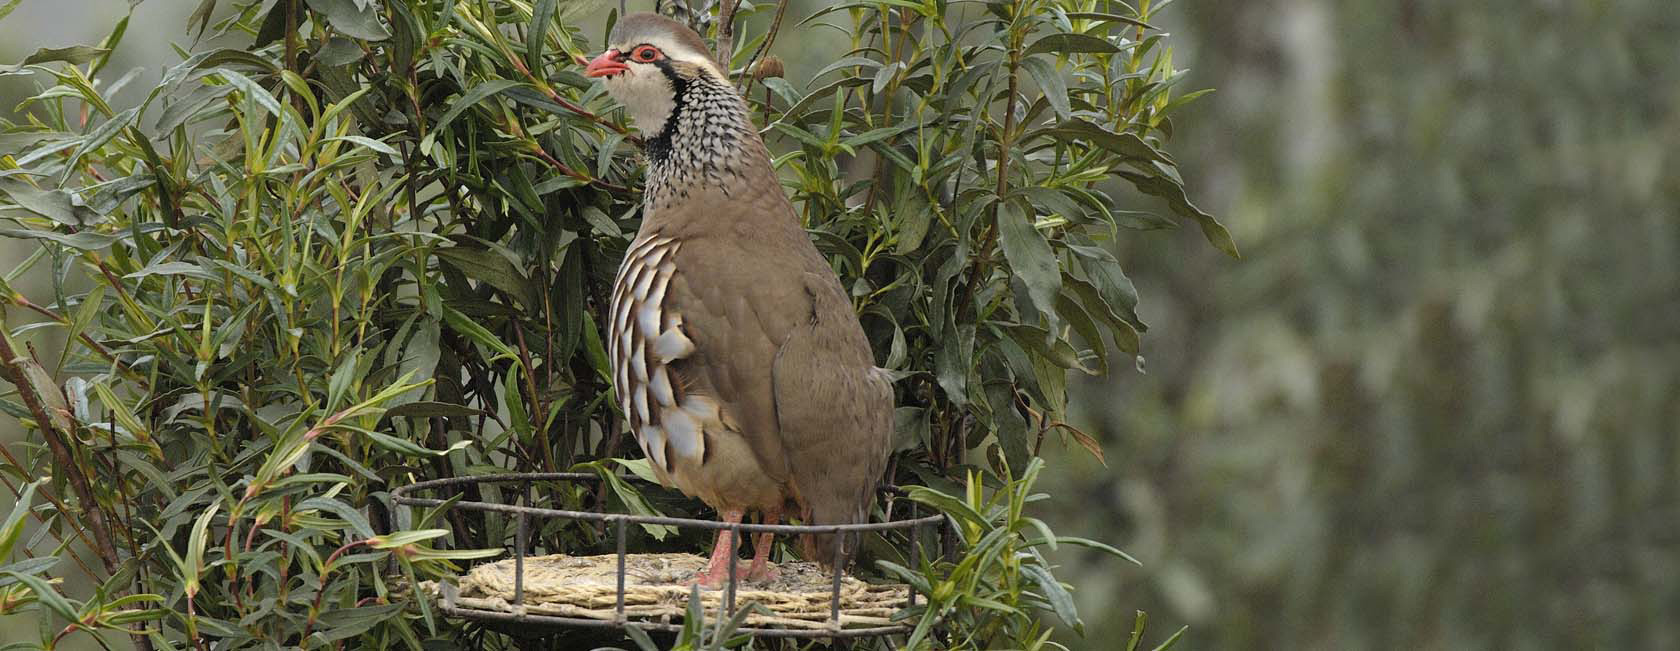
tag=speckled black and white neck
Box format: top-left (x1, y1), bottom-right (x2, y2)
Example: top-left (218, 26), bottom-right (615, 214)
top-left (642, 67), bottom-right (756, 213)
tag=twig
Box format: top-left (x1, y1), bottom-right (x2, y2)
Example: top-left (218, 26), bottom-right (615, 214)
top-left (0, 334), bottom-right (121, 575)
top-left (715, 0), bottom-right (739, 74)
top-left (298, 539), bottom-right (373, 647)
top-left (0, 443), bottom-right (101, 579)
top-left (527, 143), bottom-right (635, 193)
top-left (8, 295), bottom-right (149, 391)
top-left (740, 0), bottom-right (791, 94)
top-left (959, 17), bottom-right (1024, 322)
top-left (508, 55), bottom-right (642, 145)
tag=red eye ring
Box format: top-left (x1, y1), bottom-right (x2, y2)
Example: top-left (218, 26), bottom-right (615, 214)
top-left (631, 45), bottom-right (662, 63)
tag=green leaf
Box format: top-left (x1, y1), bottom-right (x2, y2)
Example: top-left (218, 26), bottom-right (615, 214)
top-left (1022, 563), bottom-right (1083, 632)
top-left (1067, 11), bottom-right (1156, 30)
top-left (1, 571), bottom-right (78, 622)
top-left (296, 497), bottom-right (374, 538)
top-left (1027, 534), bottom-right (1142, 566)
top-left (426, 80), bottom-right (524, 146)
top-left (311, 604), bottom-right (406, 642)
top-left (1151, 626), bottom-right (1190, 651)
top-left (370, 529), bottom-right (450, 548)
top-left (435, 245), bottom-right (537, 308)
top-left (1117, 170), bottom-right (1240, 258)
top-left (216, 69), bottom-right (283, 117)
top-left (183, 500), bottom-right (220, 596)
top-left (441, 305), bottom-right (519, 362)
top-left (935, 323), bottom-right (973, 406)
top-left (997, 200), bottom-right (1062, 330)
top-left (124, 261), bottom-right (217, 281)
top-left (905, 485), bottom-right (988, 530)
top-left (1020, 56), bottom-right (1069, 121)
top-left (574, 460), bottom-right (676, 539)
top-left (0, 557), bottom-right (59, 586)
top-left (325, 135), bottom-right (398, 156)
top-left (0, 479), bottom-right (42, 559)
top-left (60, 106), bottom-right (139, 184)
top-left (385, 401), bottom-right (483, 421)
top-left (527, 0), bottom-right (558, 78)
top-left (1048, 119), bottom-right (1172, 163)
top-left (812, 56), bottom-right (883, 81)
top-left (305, 0), bottom-right (391, 41)
top-left (842, 122), bottom-right (916, 149)
top-left (0, 46), bottom-right (110, 75)
top-left (1024, 33), bottom-right (1120, 57)
top-left (0, 177), bottom-right (101, 226)
top-left (317, 36), bottom-right (364, 67)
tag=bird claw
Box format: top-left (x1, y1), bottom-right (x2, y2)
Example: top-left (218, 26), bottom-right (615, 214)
top-left (745, 564), bottom-right (779, 583)
top-left (690, 561), bottom-right (750, 589)
top-left (691, 561), bottom-right (778, 588)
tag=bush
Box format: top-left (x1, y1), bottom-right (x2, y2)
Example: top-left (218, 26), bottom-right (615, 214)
top-left (0, 0), bottom-right (1228, 648)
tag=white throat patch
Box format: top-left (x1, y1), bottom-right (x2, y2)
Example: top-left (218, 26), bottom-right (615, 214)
top-left (600, 35), bottom-right (724, 135)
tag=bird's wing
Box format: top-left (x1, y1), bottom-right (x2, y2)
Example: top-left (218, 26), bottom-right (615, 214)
top-left (771, 271), bottom-right (893, 541)
top-left (658, 236), bottom-right (807, 485)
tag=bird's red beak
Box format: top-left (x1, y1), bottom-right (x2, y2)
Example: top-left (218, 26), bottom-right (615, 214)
top-left (585, 50), bottom-right (629, 78)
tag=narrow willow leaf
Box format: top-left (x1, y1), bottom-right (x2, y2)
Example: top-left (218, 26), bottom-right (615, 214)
top-left (297, 497), bottom-right (374, 538)
top-left (58, 285), bottom-right (105, 372)
top-left (1020, 56), bottom-right (1070, 121)
top-left (1024, 32), bottom-right (1121, 57)
top-left (305, 0), bottom-right (391, 40)
top-left (351, 427), bottom-right (467, 456)
top-left (434, 245), bottom-right (536, 307)
top-left (1, 571), bottom-right (78, 621)
top-left (216, 70), bottom-right (282, 117)
top-left (311, 604), bottom-right (407, 642)
top-left (1048, 119), bottom-right (1171, 163)
top-left (0, 480), bottom-right (42, 559)
top-left (184, 500), bottom-right (220, 596)
top-left (441, 306), bottom-right (519, 362)
top-left (1117, 170), bottom-right (1240, 258)
top-left (370, 529), bottom-right (450, 548)
top-left (1067, 11), bottom-right (1156, 30)
top-left (325, 135), bottom-right (398, 156)
top-left (0, 177), bottom-right (101, 226)
top-left (0, 45), bottom-right (110, 75)
top-left (527, 0), bottom-right (558, 77)
top-left (124, 261), bottom-right (216, 281)
top-left (425, 80), bottom-right (523, 147)
top-left (1022, 563), bottom-right (1083, 632)
top-left (59, 106), bottom-right (138, 183)
top-left (1151, 625), bottom-right (1190, 651)
top-left (996, 200), bottom-right (1062, 330)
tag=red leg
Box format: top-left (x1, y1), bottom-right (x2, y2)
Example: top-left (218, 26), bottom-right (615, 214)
top-left (692, 508), bottom-right (744, 589)
top-left (746, 507), bottom-right (781, 582)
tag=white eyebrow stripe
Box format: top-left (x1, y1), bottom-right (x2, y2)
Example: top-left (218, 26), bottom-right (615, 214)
top-left (614, 34), bottom-right (724, 79)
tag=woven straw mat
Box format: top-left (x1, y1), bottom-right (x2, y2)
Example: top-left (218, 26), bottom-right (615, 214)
top-left (435, 552), bottom-right (910, 630)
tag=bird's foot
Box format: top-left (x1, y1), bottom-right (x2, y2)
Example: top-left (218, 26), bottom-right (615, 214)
top-left (690, 561), bottom-right (754, 589)
top-left (743, 561), bottom-right (779, 583)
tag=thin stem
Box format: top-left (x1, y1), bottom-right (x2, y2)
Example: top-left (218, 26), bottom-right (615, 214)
top-left (740, 0), bottom-right (791, 95)
top-left (715, 0), bottom-right (739, 77)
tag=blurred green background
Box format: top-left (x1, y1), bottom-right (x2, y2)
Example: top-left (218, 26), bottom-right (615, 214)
top-left (3, 0), bottom-right (1677, 649)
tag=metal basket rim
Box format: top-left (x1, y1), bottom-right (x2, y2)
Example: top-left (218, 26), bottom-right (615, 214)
top-left (390, 471), bottom-right (946, 533)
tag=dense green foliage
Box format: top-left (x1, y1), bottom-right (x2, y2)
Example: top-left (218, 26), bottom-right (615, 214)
top-left (0, 0), bottom-right (1221, 648)
top-left (1050, 1), bottom-right (1680, 649)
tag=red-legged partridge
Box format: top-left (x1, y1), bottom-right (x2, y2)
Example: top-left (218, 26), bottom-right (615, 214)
top-left (586, 13), bottom-right (892, 588)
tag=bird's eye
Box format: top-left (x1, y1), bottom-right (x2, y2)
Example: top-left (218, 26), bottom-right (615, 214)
top-left (632, 46), bottom-right (662, 63)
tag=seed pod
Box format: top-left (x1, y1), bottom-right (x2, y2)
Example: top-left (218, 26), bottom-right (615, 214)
top-left (753, 55), bottom-right (785, 81)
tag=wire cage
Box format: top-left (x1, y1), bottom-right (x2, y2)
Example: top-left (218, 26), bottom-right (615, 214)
top-left (391, 472), bottom-right (946, 640)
